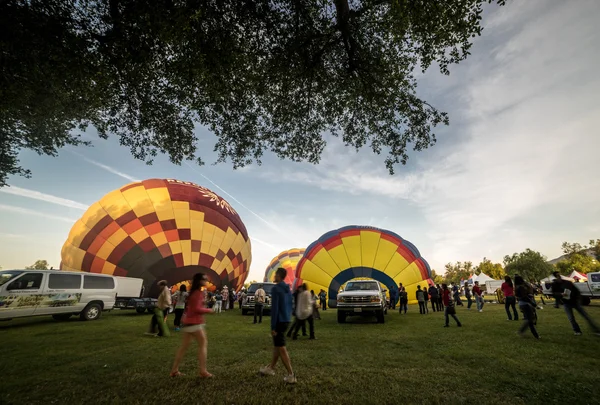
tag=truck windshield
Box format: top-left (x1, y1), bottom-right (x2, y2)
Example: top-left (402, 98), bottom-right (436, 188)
top-left (0, 271), bottom-right (24, 287)
top-left (345, 282), bottom-right (379, 291)
top-left (247, 284), bottom-right (275, 294)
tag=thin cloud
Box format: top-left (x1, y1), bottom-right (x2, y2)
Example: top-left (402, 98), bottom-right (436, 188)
top-left (184, 162), bottom-right (284, 235)
top-left (0, 186), bottom-right (88, 210)
top-left (68, 150), bottom-right (140, 182)
top-left (253, 1), bottom-right (600, 270)
top-left (249, 237), bottom-right (280, 252)
top-left (0, 233), bottom-right (26, 239)
top-left (0, 204), bottom-right (77, 223)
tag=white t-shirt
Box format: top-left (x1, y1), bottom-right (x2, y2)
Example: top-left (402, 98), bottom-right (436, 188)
top-left (255, 288), bottom-right (266, 303)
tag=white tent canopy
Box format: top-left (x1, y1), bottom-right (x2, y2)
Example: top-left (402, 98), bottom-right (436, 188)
top-left (471, 273), bottom-right (495, 284)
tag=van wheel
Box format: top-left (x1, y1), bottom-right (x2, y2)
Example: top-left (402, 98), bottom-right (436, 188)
top-left (242, 309), bottom-right (248, 315)
top-left (147, 307), bottom-right (154, 313)
top-left (376, 310), bottom-right (385, 324)
top-left (581, 297), bottom-right (591, 306)
top-left (136, 307), bottom-right (147, 314)
top-left (52, 314), bottom-right (72, 321)
top-left (80, 303), bottom-right (102, 321)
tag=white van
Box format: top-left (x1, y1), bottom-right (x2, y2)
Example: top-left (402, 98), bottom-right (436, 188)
top-left (0, 269), bottom-right (117, 321)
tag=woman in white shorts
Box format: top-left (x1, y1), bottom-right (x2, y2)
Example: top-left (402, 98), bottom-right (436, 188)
top-left (170, 273), bottom-right (214, 378)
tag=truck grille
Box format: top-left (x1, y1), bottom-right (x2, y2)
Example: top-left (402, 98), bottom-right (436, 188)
top-left (344, 296), bottom-right (371, 303)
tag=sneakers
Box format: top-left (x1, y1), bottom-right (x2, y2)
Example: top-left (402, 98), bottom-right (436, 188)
top-left (284, 374), bottom-right (297, 384)
top-left (574, 332), bottom-right (582, 336)
top-left (174, 327), bottom-right (180, 331)
top-left (259, 366), bottom-right (275, 376)
top-left (478, 310), bottom-right (483, 313)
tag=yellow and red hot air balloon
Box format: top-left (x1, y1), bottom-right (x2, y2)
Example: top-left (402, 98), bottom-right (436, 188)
top-left (295, 225), bottom-right (432, 307)
top-left (60, 178), bottom-right (251, 297)
top-left (263, 248), bottom-right (305, 286)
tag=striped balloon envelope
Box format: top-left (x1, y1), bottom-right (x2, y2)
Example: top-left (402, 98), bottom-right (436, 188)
top-left (60, 178), bottom-right (251, 297)
top-left (294, 225), bottom-right (432, 307)
top-left (263, 248), bottom-right (305, 286)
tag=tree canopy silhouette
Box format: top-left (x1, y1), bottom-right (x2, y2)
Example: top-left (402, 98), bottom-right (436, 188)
top-left (0, 0), bottom-right (505, 186)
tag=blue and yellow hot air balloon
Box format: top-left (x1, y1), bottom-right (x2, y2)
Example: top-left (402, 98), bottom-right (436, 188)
top-left (295, 226), bottom-right (432, 307)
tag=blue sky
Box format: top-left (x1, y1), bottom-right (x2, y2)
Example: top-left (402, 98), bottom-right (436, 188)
top-left (1, 0), bottom-right (599, 281)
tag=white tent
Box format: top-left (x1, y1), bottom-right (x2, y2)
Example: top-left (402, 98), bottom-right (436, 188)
top-left (471, 273), bottom-right (495, 284)
top-left (569, 270), bottom-right (588, 281)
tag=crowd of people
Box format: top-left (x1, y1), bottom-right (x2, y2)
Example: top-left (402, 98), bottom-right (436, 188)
top-left (147, 269), bottom-right (599, 384)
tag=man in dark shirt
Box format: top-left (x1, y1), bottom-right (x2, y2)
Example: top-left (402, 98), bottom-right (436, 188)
top-left (428, 285), bottom-right (439, 312)
top-left (259, 267), bottom-right (296, 383)
top-left (552, 271), bottom-right (600, 336)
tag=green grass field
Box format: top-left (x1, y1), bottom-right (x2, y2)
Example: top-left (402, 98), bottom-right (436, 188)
top-left (1, 303), bottom-right (599, 405)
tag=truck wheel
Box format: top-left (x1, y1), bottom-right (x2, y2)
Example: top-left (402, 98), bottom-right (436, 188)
top-left (337, 311), bottom-right (346, 323)
top-left (136, 307), bottom-right (146, 314)
top-left (384, 306), bottom-right (388, 315)
top-left (242, 309), bottom-right (248, 315)
top-left (80, 303), bottom-right (102, 321)
top-left (147, 307), bottom-right (154, 313)
top-left (376, 310), bottom-right (385, 324)
top-left (52, 314), bottom-right (72, 321)
top-left (581, 297), bottom-right (591, 306)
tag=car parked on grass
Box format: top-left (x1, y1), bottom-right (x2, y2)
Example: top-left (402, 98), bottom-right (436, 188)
top-left (241, 282), bottom-right (276, 315)
top-left (336, 280), bottom-right (387, 324)
top-left (0, 269), bottom-right (119, 321)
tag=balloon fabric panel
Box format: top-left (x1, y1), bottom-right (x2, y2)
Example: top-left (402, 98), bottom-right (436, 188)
top-left (60, 179), bottom-right (251, 295)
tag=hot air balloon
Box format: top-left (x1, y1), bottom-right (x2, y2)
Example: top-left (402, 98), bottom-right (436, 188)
top-left (263, 248), bottom-right (305, 286)
top-left (295, 225), bottom-right (432, 307)
top-left (60, 178), bottom-right (251, 297)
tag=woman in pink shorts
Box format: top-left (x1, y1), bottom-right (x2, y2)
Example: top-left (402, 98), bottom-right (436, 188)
top-left (170, 273), bottom-right (214, 378)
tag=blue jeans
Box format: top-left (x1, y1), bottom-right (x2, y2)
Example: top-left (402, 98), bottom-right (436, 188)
top-left (505, 296), bottom-right (518, 320)
top-left (466, 296), bottom-right (473, 309)
top-left (475, 295), bottom-right (484, 311)
top-left (563, 302), bottom-right (600, 334)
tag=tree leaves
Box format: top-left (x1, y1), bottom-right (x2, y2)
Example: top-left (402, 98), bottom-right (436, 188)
top-left (0, 0), bottom-right (506, 186)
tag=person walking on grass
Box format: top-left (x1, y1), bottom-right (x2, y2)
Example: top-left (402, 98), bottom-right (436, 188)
top-left (515, 275), bottom-right (540, 340)
top-left (436, 284), bottom-right (444, 311)
top-left (229, 289), bottom-right (235, 311)
top-left (292, 283), bottom-right (316, 340)
top-left (222, 286), bottom-right (229, 310)
top-left (451, 283), bottom-right (463, 306)
top-left (442, 284), bottom-right (462, 327)
top-left (464, 283), bottom-right (473, 310)
top-left (254, 284), bottom-right (266, 324)
top-left (259, 267), bottom-right (296, 384)
top-left (398, 287), bottom-right (408, 314)
top-left (389, 284), bottom-right (398, 310)
top-left (172, 284), bottom-right (189, 331)
top-left (551, 271), bottom-right (600, 336)
top-left (319, 290), bottom-right (327, 311)
top-left (214, 291), bottom-right (223, 313)
top-left (170, 273), bottom-right (214, 378)
top-left (501, 276), bottom-right (519, 321)
top-left (473, 281), bottom-right (484, 312)
top-left (287, 286), bottom-right (307, 337)
top-left (311, 290), bottom-right (321, 320)
top-left (147, 280), bottom-right (172, 337)
top-left (428, 284), bottom-right (439, 312)
top-left (416, 285), bottom-right (426, 314)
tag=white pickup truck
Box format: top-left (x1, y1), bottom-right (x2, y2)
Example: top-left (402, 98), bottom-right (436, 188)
top-left (336, 280), bottom-right (387, 324)
top-left (542, 272), bottom-right (600, 305)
